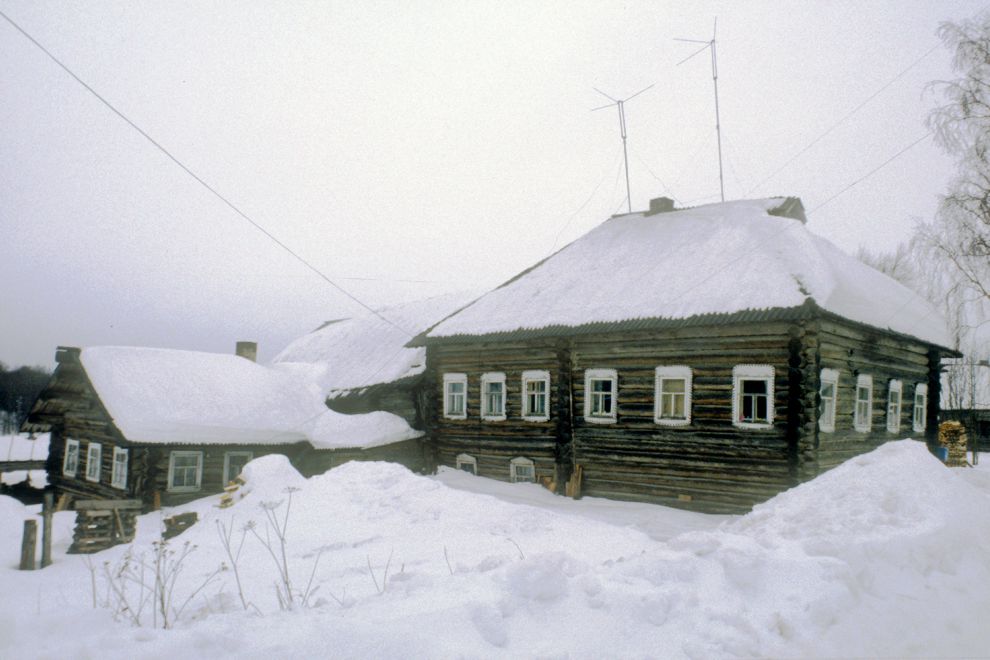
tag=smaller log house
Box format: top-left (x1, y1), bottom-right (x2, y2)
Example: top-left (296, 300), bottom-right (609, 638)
top-left (23, 344), bottom-right (424, 510)
top-left (415, 197), bottom-right (961, 513)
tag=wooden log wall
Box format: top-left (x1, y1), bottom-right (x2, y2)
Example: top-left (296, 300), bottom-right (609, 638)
top-left (149, 442), bottom-right (312, 507)
top-left (327, 380), bottom-right (420, 428)
top-left (570, 323), bottom-right (795, 513)
top-left (296, 438), bottom-right (426, 477)
top-left (431, 339), bottom-right (562, 485)
top-left (813, 317), bottom-right (934, 471)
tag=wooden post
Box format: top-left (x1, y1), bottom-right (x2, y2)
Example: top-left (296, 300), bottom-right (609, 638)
top-left (41, 492), bottom-right (54, 568)
top-left (20, 519), bottom-right (37, 570)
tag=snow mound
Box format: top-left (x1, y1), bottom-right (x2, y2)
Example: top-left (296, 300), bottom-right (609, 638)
top-left (730, 440), bottom-right (978, 546)
top-left (0, 496), bottom-right (28, 567)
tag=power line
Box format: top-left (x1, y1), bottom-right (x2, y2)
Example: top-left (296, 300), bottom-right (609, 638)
top-left (748, 43), bottom-right (940, 195)
top-left (0, 8), bottom-right (415, 338)
top-left (808, 131), bottom-right (932, 214)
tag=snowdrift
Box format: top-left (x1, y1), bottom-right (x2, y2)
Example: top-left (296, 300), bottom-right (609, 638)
top-left (2, 441), bottom-right (988, 658)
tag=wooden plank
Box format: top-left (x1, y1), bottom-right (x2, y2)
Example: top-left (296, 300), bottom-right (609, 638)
top-left (74, 498), bottom-right (143, 510)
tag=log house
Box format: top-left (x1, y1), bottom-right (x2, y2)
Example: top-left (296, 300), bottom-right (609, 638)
top-left (415, 197), bottom-right (960, 513)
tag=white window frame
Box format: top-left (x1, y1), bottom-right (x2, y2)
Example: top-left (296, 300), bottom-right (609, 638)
top-left (111, 447), bottom-right (128, 490)
top-left (442, 373), bottom-right (468, 420)
top-left (521, 370), bottom-right (551, 422)
top-left (455, 453), bottom-right (477, 475)
top-left (480, 372), bottom-right (507, 421)
top-left (654, 366), bottom-right (692, 426)
top-left (854, 374), bottom-right (873, 433)
top-left (819, 368), bottom-right (839, 433)
top-left (584, 368), bottom-right (618, 424)
top-left (223, 451), bottom-right (254, 484)
top-left (509, 456), bottom-right (536, 483)
top-left (886, 379), bottom-right (903, 433)
top-left (167, 451), bottom-right (203, 492)
top-left (62, 438), bottom-right (80, 477)
top-left (732, 365), bottom-right (775, 429)
top-left (85, 442), bottom-right (102, 483)
top-left (913, 383), bottom-right (928, 433)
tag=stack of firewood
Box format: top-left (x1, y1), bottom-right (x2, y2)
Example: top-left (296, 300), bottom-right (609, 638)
top-left (938, 420), bottom-right (970, 467)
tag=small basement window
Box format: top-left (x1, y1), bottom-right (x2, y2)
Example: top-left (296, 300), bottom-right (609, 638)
top-left (510, 457), bottom-right (536, 483)
top-left (85, 442), bottom-right (102, 483)
top-left (168, 451), bottom-right (203, 492)
top-left (455, 453), bottom-right (477, 475)
top-left (443, 373), bottom-right (468, 419)
top-left (481, 372), bottom-right (507, 421)
top-left (223, 451), bottom-right (253, 484)
top-left (819, 368), bottom-right (839, 433)
top-left (585, 368), bottom-right (617, 423)
top-left (111, 447), bottom-right (128, 490)
top-left (887, 380), bottom-right (903, 433)
top-left (913, 384), bottom-right (928, 433)
top-left (854, 374), bottom-right (873, 432)
top-left (732, 365), bottom-right (774, 429)
top-left (654, 366), bottom-right (692, 426)
top-left (63, 438), bottom-right (80, 477)
top-left (521, 370), bottom-right (551, 421)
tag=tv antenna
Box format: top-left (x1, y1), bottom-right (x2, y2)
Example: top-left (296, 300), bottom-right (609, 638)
top-left (592, 83), bottom-right (655, 214)
top-left (676, 17), bottom-right (724, 202)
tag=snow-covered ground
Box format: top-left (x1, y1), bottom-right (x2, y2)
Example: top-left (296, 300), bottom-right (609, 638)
top-left (1, 441), bottom-right (988, 658)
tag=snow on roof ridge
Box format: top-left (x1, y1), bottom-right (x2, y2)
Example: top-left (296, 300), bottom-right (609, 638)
top-left (425, 197), bottom-right (952, 348)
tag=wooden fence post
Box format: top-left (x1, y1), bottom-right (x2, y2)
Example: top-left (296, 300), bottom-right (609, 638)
top-left (41, 492), bottom-right (54, 568)
top-left (20, 519), bottom-right (37, 570)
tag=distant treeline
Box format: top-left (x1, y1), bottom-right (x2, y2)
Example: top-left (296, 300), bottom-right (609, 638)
top-left (0, 363), bottom-right (52, 434)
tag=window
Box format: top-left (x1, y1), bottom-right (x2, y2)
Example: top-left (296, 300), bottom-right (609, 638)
top-left (111, 447), bottom-right (128, 490)
top-left (481, 372), bottom-right (507, 420)
top-left (584, 368), bottom-right (617, 423)
top-left (223, 451), bottom-right (253, 484)
top-left (63, 438), bottom-right (80, 477)
top-left (510, 457), bottom-right (536, 483)
top-left (854, 374), bottom-right (873, 432)
top-left (913, 384), bottom-right (928, 433)
top-left (819, 369), bottom-right (839, 433)
top-left (167, 451), bottom-right (203, 492)
top-left (654, 366), bottom-right (692, 426)
top-left (443, 373), bottom-right (467, 419)
top-left (85, 443), bottom-right (102, 482)
top-left (732, 365), bottom-right (774, 428)
top-left (455, 453), bottom-right (477, 475)
top-left (887, 380), bottom-right (903, 433)
top-left (521, 370), bottom-right (550, 421)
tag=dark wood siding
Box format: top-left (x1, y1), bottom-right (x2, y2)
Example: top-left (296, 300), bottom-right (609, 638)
top-left (814, 317), bottom-right (933, 470)
top-left (431, 339), bottom-right (563, 485)
top-left (569, 323), bottom-right (795, 513)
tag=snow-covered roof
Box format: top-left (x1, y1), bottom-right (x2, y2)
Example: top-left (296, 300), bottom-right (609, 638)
top-left (80, 346), bottom-right (421, 449)
top-left (425, 198), bottom-right (953, 348)
top-left (273, 291), bottom-right (479, 397)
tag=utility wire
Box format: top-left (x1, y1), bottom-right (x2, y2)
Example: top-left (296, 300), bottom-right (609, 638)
top-left (0, 8), bottom-right (415, 338)
top-left (748, 43), bottom-right (940, 195)
top-left (808, 131), bottom-right (932, 214)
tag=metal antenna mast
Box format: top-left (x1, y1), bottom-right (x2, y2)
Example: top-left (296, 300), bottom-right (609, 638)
top-left (592, 83), bottom-right (655, 213)
top-left (676, 17), bottom-right (724, 202)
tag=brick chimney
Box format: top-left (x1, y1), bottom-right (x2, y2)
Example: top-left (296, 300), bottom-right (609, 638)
top-left (235, 341), bottom-right (257, 362)
top-left (645, 196), bottom-right (676, 216)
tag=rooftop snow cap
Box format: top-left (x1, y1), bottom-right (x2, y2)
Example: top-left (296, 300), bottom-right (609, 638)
top-left (236, 341), bottom-right (257, 362)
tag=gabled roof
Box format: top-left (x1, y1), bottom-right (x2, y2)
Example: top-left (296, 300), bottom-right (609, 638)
top-left (73, 346), bottom-right (420, 449)
top-left (423, 198), bottom-right (953, 349)
top-left (273, 291), bottom-right (480, 398)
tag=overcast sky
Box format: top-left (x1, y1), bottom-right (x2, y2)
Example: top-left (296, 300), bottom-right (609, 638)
top-left (0, 0), bottom-right (983, 369)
